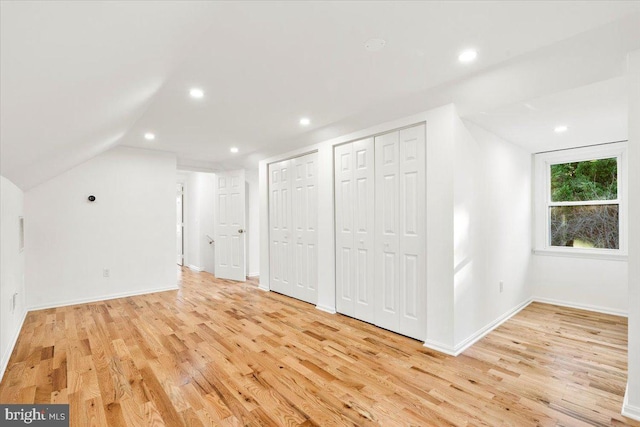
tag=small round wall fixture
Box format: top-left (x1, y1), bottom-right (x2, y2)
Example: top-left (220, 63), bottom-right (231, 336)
top-left (88, 195), bottom-right (96, 202)
top-left (364, 38), bottom-right (386, 52)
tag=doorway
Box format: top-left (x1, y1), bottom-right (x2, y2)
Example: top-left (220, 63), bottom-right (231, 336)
top-left (177, 183), bottom-right (184, 266)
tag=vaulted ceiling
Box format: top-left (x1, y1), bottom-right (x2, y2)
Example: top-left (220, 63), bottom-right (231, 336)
top-left (2, 1), bottom-right (639, 189)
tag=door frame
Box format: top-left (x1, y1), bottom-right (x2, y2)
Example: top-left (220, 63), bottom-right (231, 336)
top-left (176, 183), bottom-right (185, 266)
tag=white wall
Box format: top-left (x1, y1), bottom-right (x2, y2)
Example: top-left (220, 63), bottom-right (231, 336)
top-left (530, 257), bottom-right (627, 315)
top-left (25, 147), bottom-right (178, 309)
top-left (184, 172), bottom-right (216, 273)
top-left (624, 49), bottom-right (640, 420)
top-left (454, 121), bottom-right (532, 350)
top-left (0, 176), bottom-right (27, 379)
top-left (246, 169), bottom-right (260, 277)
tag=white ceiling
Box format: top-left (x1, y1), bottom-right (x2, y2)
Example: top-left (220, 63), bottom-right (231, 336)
top-left (1, 1), bottom-right (639, 189)
top-left (466, 77), bottom-right (629, 153)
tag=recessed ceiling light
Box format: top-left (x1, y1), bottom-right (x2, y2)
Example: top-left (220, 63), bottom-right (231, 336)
top-left (364, 38), bottom-right (386, 52)
top-left (299, 117), bottom-right (311, 126)
top-left (189, 88), bottom-right (204, 99)
top-left (230, 147), bottom-right (239, 153)
top-left (458, 49), bottom-right (478, 63)
top-left (554, 125), bottom-right (568, 133)
top-left (144, 132), bottom-right (155, 140)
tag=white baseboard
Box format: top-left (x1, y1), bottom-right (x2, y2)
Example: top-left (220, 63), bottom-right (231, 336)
top-left (623, 384), bottom-right (640, 421)
top-left (27, 285), bottom-right (180, 311)
top-left (247, 272), bottom-right (260, 278)
top-left (423, 339), bottom-right (457, 356)
top-left (257, 284), bottom-right (269, 292)
top-left (532, 296), bottom-right (627, 317)
top-left (0, 308), bottom-right (28, 382)
top-left (316, 304), bottom-right (337, 315)
top-left (424, 298), bottom-right (533, 357)
top-left (454, 298), bottom-right (533, 356)
top-left (187, 264), bottom-right (203, 272)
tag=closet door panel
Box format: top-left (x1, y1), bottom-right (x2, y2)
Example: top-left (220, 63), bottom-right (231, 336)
top-left (374, 132), bottom-right (401, 333)
top-left (335, 124), bottom-right (425, 341)
top-left (353, 138), bottom-right (375, 323)
top-left (335, 143), bottom-right (355, 315)
top-left (269, 160), bottom-right (292, 296)
top-left (291, 152), bottom-right (318, 304)
top-left (398, 124), bottom-right (426, 340)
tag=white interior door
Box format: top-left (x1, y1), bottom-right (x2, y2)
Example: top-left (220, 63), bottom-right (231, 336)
top-left (374, 124), bottom-right (426, 340)
top-left (269, 159), bottom-right (292, 296)
top-left (176, 183), bottom-right (184, 266)
top-left (269, 153), bottom-right (318, 305)
top-left (214, 170), bottom-right (246, 281)
top-left (375, 131), bottom-right (401, 333)
top-left (397, 125), bottom-right (426, 340)
top-left (335, 138), bottom-right (375, 322)
top-left (291, 152), bottom-right (318, 304)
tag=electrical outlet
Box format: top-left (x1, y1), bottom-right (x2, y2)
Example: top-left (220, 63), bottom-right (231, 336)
top-left (103, 269), bottom-right (110, 278)
top-left (499, 281), bottom-right (504, 293)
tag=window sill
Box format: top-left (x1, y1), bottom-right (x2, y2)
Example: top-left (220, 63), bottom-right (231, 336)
top-left (533, 248), bottom-right (628, 261)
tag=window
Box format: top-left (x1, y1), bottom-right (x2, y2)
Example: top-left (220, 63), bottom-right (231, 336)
top-left (534, 143), bottom-right (627, 258)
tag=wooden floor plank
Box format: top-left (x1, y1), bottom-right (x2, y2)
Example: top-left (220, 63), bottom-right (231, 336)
top-left (0, 267), bottom-right (638, 426)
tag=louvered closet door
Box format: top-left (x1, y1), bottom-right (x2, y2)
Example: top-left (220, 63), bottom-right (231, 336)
top-left (291, 152), bottom-right (318, 304)
top-left (335, 138), bottom-right (375, 323)
top-left (269, 159), bottom-right (293, 296)
top-left (374, 124), bottom-right (426, 341)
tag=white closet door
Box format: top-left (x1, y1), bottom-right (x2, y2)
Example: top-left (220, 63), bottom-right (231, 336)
top-left (335, 138), bottom-right (375, 323)
top-left (269, 152), bottom-right (318, 305)
top-left (269, 160), bottom-right (292, 296)
top-left (374, 131), bottom-right (401, 333)
top-left (335, 143), bottom-right (355, 315)
top-left (374, 124), bottom-right (426, 340)
top-left (397, 125), bottom-right (426, 340)
top-left (291, 152), bottom-right (318, 304)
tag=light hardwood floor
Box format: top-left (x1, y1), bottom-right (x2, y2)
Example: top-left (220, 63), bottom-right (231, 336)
top-left (0, 267), bottom-right (637, 426)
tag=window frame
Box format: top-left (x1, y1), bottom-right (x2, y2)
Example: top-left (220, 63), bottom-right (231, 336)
top-left (534, 142), bottom-right (628, 260)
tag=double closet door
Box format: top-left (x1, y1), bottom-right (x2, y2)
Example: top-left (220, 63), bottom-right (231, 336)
top-left (335, 124), bottom-right (426, 341)
top-left (269, 152), bottom-right (318, 305)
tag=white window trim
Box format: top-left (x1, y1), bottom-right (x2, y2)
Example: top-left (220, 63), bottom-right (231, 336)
top-left (533, 142), bottom-right (628, 260)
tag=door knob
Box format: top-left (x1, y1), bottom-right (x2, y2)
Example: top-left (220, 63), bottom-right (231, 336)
top-left (238, 229), bottom-right (245, 234)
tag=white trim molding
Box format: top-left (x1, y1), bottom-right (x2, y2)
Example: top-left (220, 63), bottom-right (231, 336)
top-left (423, 297), bottom-right (627, 358)
top-left (187, 264), bottom-right (203, 272)
top-left (533, 296), bottom-right (627, 317)
top-left (623, 385), bottom-right (640, 421)
top-left (456, 298), bottom-right (533, 356)
top-left (27, 285), bottom-right (180, 311)
top-left (316, 304), bottom-right (337, 315)
top-left (0, 308), bottom-right (28, 382)
top-left (425, 299), bottom-right (533, 356)
top-left (423, 339), bottom-right (457, 356)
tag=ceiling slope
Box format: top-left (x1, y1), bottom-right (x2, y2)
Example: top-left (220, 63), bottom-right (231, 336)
top-left (1, 1), bottom-right (639, 188)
